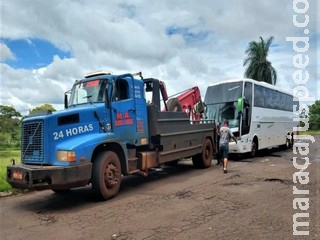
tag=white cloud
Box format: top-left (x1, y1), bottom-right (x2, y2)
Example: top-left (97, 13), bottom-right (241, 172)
top-left (0, 57), bottom-right (83, 113)
top-left (0, 0), bottom-right (319, 115)
top-left (0, 43), bottom-right (15, 62)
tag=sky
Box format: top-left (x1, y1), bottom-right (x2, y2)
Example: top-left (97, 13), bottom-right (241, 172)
top-left (0, 0), bottom-right (319, 115)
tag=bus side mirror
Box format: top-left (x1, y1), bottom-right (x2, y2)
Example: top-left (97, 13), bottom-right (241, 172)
top-left (237, 97), bottom-right (244, 113)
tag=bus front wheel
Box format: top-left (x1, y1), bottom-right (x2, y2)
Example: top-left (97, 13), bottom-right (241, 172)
top-left (251, 139), bottom-right (258, 158)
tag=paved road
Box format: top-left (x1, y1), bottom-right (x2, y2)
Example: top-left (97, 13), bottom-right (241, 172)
top-left (1, 135), bottom-right (319, 240)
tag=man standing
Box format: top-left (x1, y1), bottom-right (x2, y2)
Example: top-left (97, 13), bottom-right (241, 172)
top-left (219, 120), bottom-right (237, 173)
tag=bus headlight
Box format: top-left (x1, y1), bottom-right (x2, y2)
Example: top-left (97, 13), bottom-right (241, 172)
top-left (57, 151), bottom-right (77, 162)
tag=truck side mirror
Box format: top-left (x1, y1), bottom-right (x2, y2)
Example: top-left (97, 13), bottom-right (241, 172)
top-left (105, 89), bottom-right (110, 108)
top-left (64, 92), bottom-right (69, 109)
top-left (237, 97), bottom-right (244, 113)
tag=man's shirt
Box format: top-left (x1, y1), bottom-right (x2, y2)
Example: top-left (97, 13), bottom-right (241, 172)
top-left (219, 126), bottom-right (234, 146)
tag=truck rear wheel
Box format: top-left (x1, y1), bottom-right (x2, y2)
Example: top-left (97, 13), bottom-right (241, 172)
top-left (164, 160), bottom-right (179, 166)
top-left (92, 151), bottom-right (121, 201)
top-left (52, 188), bottom-right (70, 194)
top-left (192, 138), bottom-right (213, 168)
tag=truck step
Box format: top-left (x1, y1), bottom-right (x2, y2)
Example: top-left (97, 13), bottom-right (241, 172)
top-left (128, 157), bottom-right (138, 173)
top-left (127, 149), bottom-right (137, 159)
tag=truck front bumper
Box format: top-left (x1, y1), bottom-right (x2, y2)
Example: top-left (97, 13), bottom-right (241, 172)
top-left (7, 163), bottom-right (92, 190)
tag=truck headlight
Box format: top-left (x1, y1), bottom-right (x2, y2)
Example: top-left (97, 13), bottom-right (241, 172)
top-left (57, 151), bottom-right (76, 162)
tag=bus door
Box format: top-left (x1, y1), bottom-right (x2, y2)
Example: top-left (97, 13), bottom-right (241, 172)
top-left (241, 82), bottom-right (252, 136)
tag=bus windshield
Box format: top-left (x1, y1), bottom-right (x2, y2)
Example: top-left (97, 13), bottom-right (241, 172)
top-left (204, 82), bottom-right (243, 128)
top-left (69, 79), bottom-right (107, 106)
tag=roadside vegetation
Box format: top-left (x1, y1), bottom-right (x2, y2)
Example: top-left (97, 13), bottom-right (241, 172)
top-left (243, 36), bottom-right (277, 85)
top-left (0, 150), bottom-right (20, 191)
top-left (301, 130), bottom-right (320, 136)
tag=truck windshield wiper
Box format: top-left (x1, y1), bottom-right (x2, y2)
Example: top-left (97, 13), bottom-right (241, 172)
top-left (84, 95), bottom-right (93, 104)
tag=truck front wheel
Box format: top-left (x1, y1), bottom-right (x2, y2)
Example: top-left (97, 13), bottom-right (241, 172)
top-left (192, 138), bottom-right (213, 168)
top-left (92, 151), bottom-right (121, 201)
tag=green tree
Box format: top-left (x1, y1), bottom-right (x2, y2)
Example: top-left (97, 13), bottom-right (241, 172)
top-left (29, 103), bottom-right (56, 115)
top-left (0, 105), bottom-right (22, 118)
top-left (308, 100), bottom-right (320, 130)
top-left (243, 36), bottom-right (277, 85)
top-left (0, 105), bottom-right (22, 148)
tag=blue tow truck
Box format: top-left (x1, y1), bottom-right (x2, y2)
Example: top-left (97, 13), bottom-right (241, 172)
top-left (7, 71), bottom-right (215, 200)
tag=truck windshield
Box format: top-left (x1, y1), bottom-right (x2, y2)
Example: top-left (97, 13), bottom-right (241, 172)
top-left (204, 82), bottom-right (243, 128)
top-left (69, 79), bottom-right (107, 106)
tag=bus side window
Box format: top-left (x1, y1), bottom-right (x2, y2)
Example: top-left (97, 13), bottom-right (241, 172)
top-left (286, 95), bottom-right (292, 111)
top-left (254, 85), bottom-right (264, 107)
top-left (264, 88), bottom-right (272, 108)
top-left (271, 90), bottom-right (279, 109)
top-left (279, 93), bottom-right (285, 110)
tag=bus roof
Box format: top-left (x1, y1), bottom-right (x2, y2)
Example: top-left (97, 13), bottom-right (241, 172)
top-left (207, 78), bottom-right (293, 96)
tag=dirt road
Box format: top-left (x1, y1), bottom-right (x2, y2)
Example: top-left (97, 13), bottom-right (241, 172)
top-left (1, 136), bottom-right (319, 240)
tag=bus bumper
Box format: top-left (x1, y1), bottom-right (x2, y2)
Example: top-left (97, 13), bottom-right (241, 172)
top-left (7, 163), bottom-right (92, 190)
top-left (229, 141), bottom-right (243, 153)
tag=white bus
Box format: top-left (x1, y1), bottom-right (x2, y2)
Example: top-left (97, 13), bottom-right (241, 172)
top-left (204, 79), bottom-right (298, 157)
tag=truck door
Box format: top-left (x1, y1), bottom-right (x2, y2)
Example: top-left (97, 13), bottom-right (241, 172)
top-left (111, 78), bottom-right (137, 144)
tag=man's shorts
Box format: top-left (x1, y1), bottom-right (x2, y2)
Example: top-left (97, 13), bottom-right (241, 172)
top-left (219, 144), bottom-right (229, 158)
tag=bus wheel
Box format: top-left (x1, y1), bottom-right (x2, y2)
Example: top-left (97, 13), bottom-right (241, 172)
top-left (250, 139), bottom-right (258, 158)
top-left (290, 133), bottom-right (294, 148)
top-left (92, 151), bottom-right (121, 201)
top-left (192, 138), bottom-right (213, 168)
top-left (285, 136), bottom-right (291, 149)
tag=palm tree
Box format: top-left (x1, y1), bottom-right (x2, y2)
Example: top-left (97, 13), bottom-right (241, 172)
top-left (243, 36), bottom-right (277, 85)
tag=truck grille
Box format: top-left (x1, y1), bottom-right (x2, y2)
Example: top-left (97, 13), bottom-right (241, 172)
top-left (21, 120), bottom-right (44, 162)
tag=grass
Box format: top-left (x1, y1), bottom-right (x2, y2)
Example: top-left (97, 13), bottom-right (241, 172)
top-left (299, 130), bottom-right (320, 136)
top-left (0, 150), bottom-right (20, 192)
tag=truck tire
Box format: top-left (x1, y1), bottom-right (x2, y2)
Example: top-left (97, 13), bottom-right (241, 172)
top-left (192, 138), bottom-right (213, 168)
top-left (92, 151), bottom-right (121, 201)
top-left (167, 98), bottom-right (182, 112)
top-left (164, 160), bottom-right (179, 166)
top-left (52, 188), bottom-right (70, 194)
